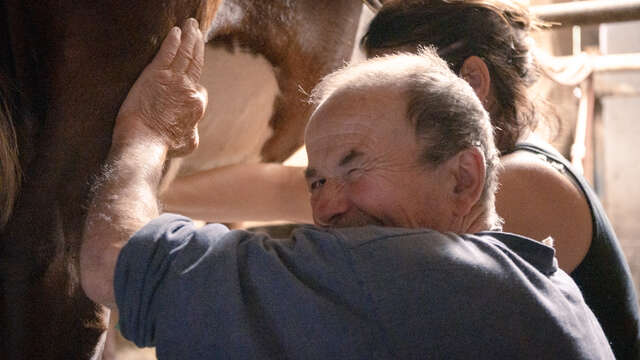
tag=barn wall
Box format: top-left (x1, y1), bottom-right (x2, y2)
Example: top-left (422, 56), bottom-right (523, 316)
top-left (530, 0), bottom-right (640, 299)
top-left (599, 20), bottom-right (640, 298)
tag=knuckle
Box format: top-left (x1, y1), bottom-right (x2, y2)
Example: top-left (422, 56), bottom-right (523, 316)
top-left (155, 70), bottom-right (174, 83)
top-left (190, 61), bottom-right (203, 74)
top-left (177, 48), bottom-right (195, 61)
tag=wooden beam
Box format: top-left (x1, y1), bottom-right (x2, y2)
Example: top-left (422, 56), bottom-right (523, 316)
top-left (532, 0), bottom-right (640, 28)
top-left (552, 53), bottom-right (640, 72)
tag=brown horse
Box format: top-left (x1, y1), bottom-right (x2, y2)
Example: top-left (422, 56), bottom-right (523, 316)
top-left (0, 1), bottom-right (364, 358)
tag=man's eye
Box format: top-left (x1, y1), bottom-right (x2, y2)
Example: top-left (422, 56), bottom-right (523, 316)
top-left (310, 178), bottom-right (326, 191)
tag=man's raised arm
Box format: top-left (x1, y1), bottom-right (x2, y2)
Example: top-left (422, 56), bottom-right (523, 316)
top-left (80, 18), bottom-right (207, 309)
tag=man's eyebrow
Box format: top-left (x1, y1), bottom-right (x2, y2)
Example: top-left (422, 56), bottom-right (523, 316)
top-left (304, 149), bottom-right (362, 180)
top-left (304, 167), bottom-right (317, 180)
top-left (339, 149), bottom-right (363, 167)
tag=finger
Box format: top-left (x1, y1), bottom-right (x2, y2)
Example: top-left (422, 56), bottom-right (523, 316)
top-left (171, 18), bottom-right (200, 73)
top-left (182, 85), bottom-right (208, 132)
top-left (191, 127), bottom-right (200, 152)
top-left (186, 26), bottom-right (205, 82)
top-left (193, 84), bottom-right (208, 124)
top-left (151, 26), bottom-right (181, 69)
top-left (168, 128), bottom-right (198, 158)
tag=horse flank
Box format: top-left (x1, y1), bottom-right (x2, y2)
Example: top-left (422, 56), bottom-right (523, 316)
top-left (0, 89), bottom-right (20, 229)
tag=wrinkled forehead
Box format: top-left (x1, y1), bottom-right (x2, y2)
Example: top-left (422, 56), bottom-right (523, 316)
top-left (305, 85), bottom-right (407, 143)
top-left (304, 87), bottom-right (418, 173)
top-left (305, 100), bottom-right (365, 158)
top-left (305, 90), bottom-right (353, 144)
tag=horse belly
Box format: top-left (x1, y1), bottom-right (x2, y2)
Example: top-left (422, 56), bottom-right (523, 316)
top-left (164, 44), bottom-right (279, 184)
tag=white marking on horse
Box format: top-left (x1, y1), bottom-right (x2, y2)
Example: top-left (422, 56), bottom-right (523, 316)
top-left (161, 43), bottom-right (279, 191)
top-left (161, 2), bottom-right (372, 192)
top-left (205, 1), bottom-right (245, 42)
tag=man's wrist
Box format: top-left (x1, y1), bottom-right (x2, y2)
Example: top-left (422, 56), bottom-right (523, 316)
top-left (108, 133), bottom-right (169, 184)
top-left (111, 114), bottom-right (171, 149)
top-left (110, 134), bottom-right (167, 157)
top-left (81, 125), bottom-right (167, 308)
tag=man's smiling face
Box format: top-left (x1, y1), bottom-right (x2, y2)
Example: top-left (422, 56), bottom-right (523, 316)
top-left (304, 86), bottom-right (453, 230)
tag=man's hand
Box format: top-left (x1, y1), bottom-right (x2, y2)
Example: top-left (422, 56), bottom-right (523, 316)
top-left (115, 18), bottom-right (208, 157)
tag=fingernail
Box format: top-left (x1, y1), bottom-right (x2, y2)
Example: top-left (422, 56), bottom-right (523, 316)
top-left (171, 26), bottom-right (181, 36)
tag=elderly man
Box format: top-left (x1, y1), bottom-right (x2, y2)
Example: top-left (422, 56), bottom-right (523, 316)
top-left (80, 20), bottom-right (613, 359)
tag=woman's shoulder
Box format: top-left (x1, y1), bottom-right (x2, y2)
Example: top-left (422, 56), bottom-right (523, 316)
top-left (496, 147), bottom-right (593, 273)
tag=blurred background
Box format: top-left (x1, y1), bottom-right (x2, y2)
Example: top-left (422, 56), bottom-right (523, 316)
top-left (528, 0), bottom-right (640, 297)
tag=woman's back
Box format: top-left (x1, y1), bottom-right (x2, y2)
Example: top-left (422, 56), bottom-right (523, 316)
top-left (499, 140), bottom-right (639, 359)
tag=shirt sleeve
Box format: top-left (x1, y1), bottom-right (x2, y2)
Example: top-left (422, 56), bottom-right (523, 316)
top-left (113, 214), bottom-right (371, 357)
top-left (114, 213), bottom-right (231, 347)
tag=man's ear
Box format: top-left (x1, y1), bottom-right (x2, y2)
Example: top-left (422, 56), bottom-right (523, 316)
top-left (450, 147), bottom-right (486, 217)
top-left (459, 56), bottom-right (491, 104)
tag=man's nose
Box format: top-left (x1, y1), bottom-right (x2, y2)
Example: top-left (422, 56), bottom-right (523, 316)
top-left (313, 181), bottom-right (350, 226)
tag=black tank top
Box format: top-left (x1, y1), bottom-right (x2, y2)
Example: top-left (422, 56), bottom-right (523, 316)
top-left (509, 143), bottom-right (639, 359)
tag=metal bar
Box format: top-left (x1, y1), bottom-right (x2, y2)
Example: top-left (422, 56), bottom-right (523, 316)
top-left (571, 76), bottom-right (595, 180)
top-left (532, 0), bottom-right (640, 28)
top-left (551, 53), bottom-right (640, 72)
top-left (590, 53), bottom-right (640, 72)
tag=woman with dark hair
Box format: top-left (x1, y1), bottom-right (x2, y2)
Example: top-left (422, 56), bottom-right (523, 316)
top-left (362, 1), bottom-right (638, 358)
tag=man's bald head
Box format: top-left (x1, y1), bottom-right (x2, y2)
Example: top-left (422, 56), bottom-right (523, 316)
top-left (306, 48), bottom-right (501, 229)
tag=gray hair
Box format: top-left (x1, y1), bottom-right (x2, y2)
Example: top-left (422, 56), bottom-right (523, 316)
top-left (310, 48), bottom-right (501, 228)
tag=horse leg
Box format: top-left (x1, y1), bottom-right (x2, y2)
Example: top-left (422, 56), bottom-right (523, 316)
top-left (1, 1), bottom-right (218, 358)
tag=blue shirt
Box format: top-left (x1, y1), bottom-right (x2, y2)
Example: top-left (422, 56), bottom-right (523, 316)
top-left (115, 214), bottom-right (614, 359)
